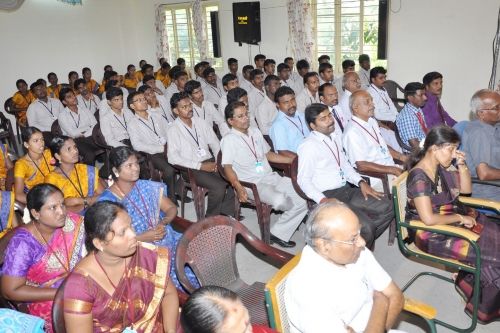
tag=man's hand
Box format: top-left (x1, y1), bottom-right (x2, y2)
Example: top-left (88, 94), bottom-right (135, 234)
top-left (200, 162), bottom-right (217, 172)
top-left (360, 181), bottom-right (385, 200)
top-left (234, 183), bottom-right (248, 203)
top-left (390, 166), bottom-right (403, 176)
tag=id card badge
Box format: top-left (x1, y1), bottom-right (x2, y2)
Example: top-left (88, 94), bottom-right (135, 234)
top-left (339, 169), bottom-right (346, 186)
top-left (123, 327), bottom-right (137, 333)
top-left (379, 145), bottom-right (388, 156)
top-left (255, 161), bottom-right (264, 173)
top-left (196, 148), bottom-right (207, 158)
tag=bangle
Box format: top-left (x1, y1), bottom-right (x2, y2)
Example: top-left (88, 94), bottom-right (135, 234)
top-left (83, 198), bottom-right (89, 208)
top-left (456, 214), bottom-right (464, 224)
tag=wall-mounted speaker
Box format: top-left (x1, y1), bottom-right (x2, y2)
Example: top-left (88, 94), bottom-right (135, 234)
top-left (232, 2), bottom-right (261, 45)
top-left (210, 11), bottom-right (221, 58)
top-left (377, 0), bottom-right (388, 59)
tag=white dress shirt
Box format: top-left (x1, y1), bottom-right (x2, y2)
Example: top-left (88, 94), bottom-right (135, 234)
top-left (192, 100), bottom-right (230, 136)
top-left (128, 112), bottom-right (168, 154)
top-left (239, 78), bottom-right (253, 92)
top-left (255, 95), bottom-right (278, 135)
top-left (166, 117), bottom-right (220, 170)
top-left (202, 84), bottom-right (224, 107)
top-left (164, 84), bottom-right (180, 111)
top-left (295, 88), bottom-right (320, 113)
top-left (150, 93), bottom-right (176, 126)
top-left (358, 68), bottom-right (371, 90)
top-left (100, 108), bottom-right (133, 147)
top-left (217, 94), bottom-right (228, 117)
top-left (27, 98), bottom-right (63, 131)
top-left (368, 84), bottom-right (398, 122)
top-left (338, 89), bottom-right (352, 119)
top-left (58, 106), bottom-right (97, 138)
top-left (247, 85), bottom-right (265, 128)
top-left (77, 94), bottom-right (100, 115)
top-left (297, 131), bottom-right (363, 203)
top-left (334, 74), bottom-right (345, 99)
top-left (327, 104), bottom-right (350, 135)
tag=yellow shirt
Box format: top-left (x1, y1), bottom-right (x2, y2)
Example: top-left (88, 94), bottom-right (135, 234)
top-left (0, 144), bottom-right (9, 180)
top-left (123, 74), bottom-right (140, 89)
top-left (44, 163), bottom-right (98, 199)
top-left (135, 71), bottom-right (144, 83)
top-left (98, 80), bottom-right (107, 94)
top-left (12, 91), bottom-right (35, 125)
top-left (14, 149), bottom-right (54, 193)
top-left (155, 71), bottom-right (171, 88)
top-left (86, 79), bottom-right (99, 94)
top-left (47, 84), bottom-right (62, 99)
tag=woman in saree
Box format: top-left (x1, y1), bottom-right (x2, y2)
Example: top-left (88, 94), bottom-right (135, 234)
top-left (14, 127), bottom-right (54, 206)
top-left (45, 135), bottom-right (103, 212)
top-left (1, 184), bottom-right (86, 333)
top-left (63, 201), bottom-right (179, 333)
top-left (0, 190), bottom-right (17, 238)
top-left (0, 142), bottom-right (13, 191)
top-left (97, 146), bottom-right (199, 292)
top-left (406, 125), bottom-right (500, 323)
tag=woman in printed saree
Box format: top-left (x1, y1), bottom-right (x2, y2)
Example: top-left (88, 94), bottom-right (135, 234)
top-left (0, 190), bottom-right (17, 238)
top-left (14, 127), bottom-right (55, 206)
top-left (0, 142), bottom-right (13, 191)
top-left (1, 184), bottom-right (85, 333)
top-left (97, 146), bottom-right (199, 292)
top-left (405, 126), bottom-right (500, 323)
top-left (63, 201), bottom-right (179, 333)
top-left (45, 135), bottom-right (103, 212)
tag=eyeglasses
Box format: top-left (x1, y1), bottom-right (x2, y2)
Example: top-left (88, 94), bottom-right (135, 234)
top-left (318, 231), bottom-right (362, 246)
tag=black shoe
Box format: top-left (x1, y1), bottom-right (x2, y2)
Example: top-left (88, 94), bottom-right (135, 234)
top-left (270, 235), bottom-right (296, 248)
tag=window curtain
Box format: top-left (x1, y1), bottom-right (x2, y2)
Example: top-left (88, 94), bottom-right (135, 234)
top-left (155, 4), bottom-right (171, 63)
top-left (287, 0), bottom-right (314, 63)
top-left (191, 0), bottom-right (208, 61)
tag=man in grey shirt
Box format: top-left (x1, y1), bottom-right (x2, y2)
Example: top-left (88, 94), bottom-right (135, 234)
top-left (462, 89), bottom-right (500, 201)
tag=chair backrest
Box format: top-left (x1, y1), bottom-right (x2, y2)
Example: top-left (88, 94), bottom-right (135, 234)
top-left (3, 98), bottom-right (14, 116)
top-left (394, 125), bottom-right (412, 152)
top-left (92, 123), bottom-right (110, 149)
top-left (51, 120), bottom-right (63, 136)
top-left (392, 172), bottom-right (409, 242)
top-left (52, 278), bottom-right (67, 333)
top-left (265, 253), bottom-right (301, 333)
top-left (175, 216), bottom-right (250, 292)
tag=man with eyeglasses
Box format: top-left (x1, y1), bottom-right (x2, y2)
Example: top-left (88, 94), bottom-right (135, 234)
top-left (462, 89), bottom-right (500, 201)
top-left (285, 202), bottom-right (404, 333)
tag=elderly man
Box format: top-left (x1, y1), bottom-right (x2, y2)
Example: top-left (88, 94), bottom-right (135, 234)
top-left (462, 89), bottom-right (500, 201)
top-left (285, 202), bottom-right (404, 333)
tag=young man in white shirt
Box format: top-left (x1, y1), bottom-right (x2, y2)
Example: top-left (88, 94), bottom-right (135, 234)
top-left (285, 202), bottom-right (404, 333)
top-left (27, 80), bottom-right (63, 143)
top-left (247, 69), bottom-right (266, 119)
top-left (291, 59), bottom-right (310, 94)
top-left (217, 73), bottom-right (239, 118)
top-left (277, 63), bottom-right (293, 90)
top-left (263, 58), bottom-right (276, 77)
top-left (141, 64), bottom-right (166, 94)
top-left (138, 85), bottom-right (175, 127)
top-left (295, 72), bottom-right (320, 113)
top-left (167, 92), bottom-right (236, 217)
top-left (227, 87), bottom-right (258, 129)
top-left (202, 67), bottom-right (224, 108)
top-left (239, 65), bottom-right (254, 92)
top-left (74, 78), bottom-right (100, 116)
top-left (254, 54), bottom-right (266, 71)
top-left (58, 87), bottom-right (100, 165)
top-left (221, 102), bottom-right (307, 247)
top-left (255, 75), bottom-right (280, 135)
top-left (227, 58), bottom-right (245, 85)
top-left (184, 80), bottom-right (229, 137)
top-left (127, 91), bottom-right (177, 203)
top-left (318, 62), bottom-right (334, 86)
top-left (343, 90), bottom-right (405, 192)
top-left (297, 103), bottom-right (394, 248)
top-left (357, 54), bottom-right (371, 90)
top-left (100, 87), bottom-right (132, 148)
top-left (319, 83), bottom-right (349, 134)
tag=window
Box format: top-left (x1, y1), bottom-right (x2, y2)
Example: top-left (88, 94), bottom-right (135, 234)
top-left (164, 2), bottom-right (222, 69)
top-left (313, 0), bottom-right (386, 71)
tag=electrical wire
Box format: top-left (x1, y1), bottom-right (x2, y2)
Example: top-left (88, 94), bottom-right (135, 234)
top-left (488, 6), bottom-right (500, 90)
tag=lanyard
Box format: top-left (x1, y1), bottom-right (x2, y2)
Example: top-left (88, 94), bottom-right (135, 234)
top-left (38, 100), bottom-right (54, 117)
top-left (194, 105), bottom-right (206, 119)
top-left (371, 84), bottom-right (391, 107)
top-left (182, 123), bottom-right (200, 147)
top-left (211, 85), bottom-right (222, 98)
top-left (240, 135), bottom-right (259, 161)
top-left (159, 104), bottom-right (173, 122)
top-left (322, 139), bottom-right (341, 167)
top-left (351, 118), bottom-right (380, 145)
top-left (284, 114), bottom-right (305, 137)
top-left (82, 96), bottom-right (95, 110)
top-left (331, 108), bottom-right (344, 132)
top-left (34, 222), bottom-right (70, 272)
top-left (114, 113), bottom-right (128, 130)
top-left (59, 166), bottom-right (85, 198)
top-left (27, 152), bottom-right (50, 177)
top-left (69, 111), bottom-right (81, 128)
top-left (138, 117), bottom-right (158, 136)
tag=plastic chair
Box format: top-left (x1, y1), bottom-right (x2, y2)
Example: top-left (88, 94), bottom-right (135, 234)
top-left (289, 156), bottom-right (316, 211)
top-left (0, 111), bottom-right (19, 155)
top-left (384, 80), bottom-right (405, 112)
top-left (175, 215), bottom-right (293, 326)
top-left (392, 172), bottom-right (497, 332)
top-left (172, 164), bottom-right (208, 220)
top-left (3, 98), bottom-right (23, 145)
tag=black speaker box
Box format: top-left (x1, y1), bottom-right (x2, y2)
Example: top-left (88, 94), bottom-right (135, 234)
top-left (233, 2), bottom-right (261, 45)
top-left (377, 0), bottom-right (388, 59)
top-left (210, 11), bottom-right (222, 58)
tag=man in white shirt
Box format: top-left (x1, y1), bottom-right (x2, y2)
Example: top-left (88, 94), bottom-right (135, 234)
top-left (217, 73), bottom-right (239, 117)
top-left (164, 70), bottom-right (189, 111)
top-left (285, 202), bottom-right (404, 333)
top-left (239, 65), bottom-right (254, 92)
top-left (137, 85), bottom-right (174, 129)
top-left (184, 80), bottom-right (229, 137)
top-left (263, 59), bottom-right (276, 77)
top-left (318, 63), bottom-right (334, 86)
top-left (98, 78), bottom-right (129, 119)
top-left (247, 69), bottom-right (266, 121)
top-left (338, 72), bottom-right (362, 116)
top-left (221, 102), bottom-right (307, 247)
top-left (202, 67), bottom-right (224, 108)
top-left (58, 87), bottom-right (100, 165)
top-left (255, 75), bottom-right (280, 135)
top-left (319, 83), bottom-right (349, 134)
top-left (357, 54), bottom-right (371, 90)
top-left (297, 103), bottom-right (394, 248)
top-left (343, 91), bottom-right (405, 192)
top-left (291, 59), bottom-right (310, 94)
top-left (227, 58), bottom-right (245, 85)
top-left (127, 91), bottom-right (177, 203)
top-left (277, 63), bottom-right (293, 90)
top-left (334, 59), bottom-right (356, 99)
top-left (141, 64), bottom-right (166, 94)
top-left (167, 92), bottom-right (236, 217)
top-left (295, 72), bottom-right (320, 113)
top-left (74, 78), bottom-right (100, 116)
top-left (254, 54), bottom-right (266, 71)
top-left (100, 87), bottom-right (132, 148)
top-left (27, 80), bottom-right (63, 143)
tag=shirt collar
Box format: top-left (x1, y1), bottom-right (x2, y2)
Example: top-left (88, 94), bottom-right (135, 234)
top-left (405, 103), bottom-right (422, 114)
top-left (312, 130), bottom-right (334, 142)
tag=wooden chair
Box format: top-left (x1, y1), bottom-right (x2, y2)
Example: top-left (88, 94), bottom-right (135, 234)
top-left (175, 215), bottom-right (293, 326)
top-left (392, 171), bottom-right (498, 332)
top-left (217, 151), bottom-right (273, 244)
top-left (3, 98), bottom-right (23, 145)
top-left (265, 251), bottom-right (438, 333)
top-left (172, 164), bottom-right (208, 220)
top-left (289, 156), bottom-right (316, 211)
top-left (0, 111), bottom-right (19, 155)
top-left (384, 80), bottom-right (405, 112)
top-left (51, 120), bottom-right (63, 136)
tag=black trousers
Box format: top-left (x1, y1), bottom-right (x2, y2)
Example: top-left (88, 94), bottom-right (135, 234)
top-left (323, 184), bottom-right (393, 248)
top-left (75, 136), bottom-right (102, 165)
top-left (189, 169), bottom-right (235, 217)
top-left (150, 153), bottom-right (177, 202)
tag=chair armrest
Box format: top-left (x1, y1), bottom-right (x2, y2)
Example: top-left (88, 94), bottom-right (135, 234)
top-left (171, 216), bottom-right (194, 233)
top-left (358, 170), bottom-right (388, 180)
top-left (269, 161), bottom-right (292, 178)
top-left (404, 297), bottom-right (436, 320)
top-left (471, 177), bottom-right (500, 187)
top-left (239, 230), bottom-right (294, 267)
top-left (459, 196), bottom-right (500, 213)
top-left (409, 220), bottom-right (479, 242)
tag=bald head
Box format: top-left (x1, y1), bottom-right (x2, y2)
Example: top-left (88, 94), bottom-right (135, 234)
top-left (349, 90), bottom-right (374, 120)
top-left (342, 72), bottom-right (361, 93)
top-left (470, 89), bottom-right (500, 125)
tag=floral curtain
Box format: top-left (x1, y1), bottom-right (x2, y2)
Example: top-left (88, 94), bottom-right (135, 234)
top-left (155, 4), bottom-right (171, 63)
top-left (287, 0), bottom-right (314, 64)
top-left (191, 0), bottom-right (208, 61)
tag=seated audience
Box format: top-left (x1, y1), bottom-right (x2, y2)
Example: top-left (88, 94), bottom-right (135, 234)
top-left (58, 88), bottom-right (100, 165)
top-left (165, 69), bottom-right (188, 108)
top-left (47, 72), bottom-right (62, 99)
top-left (357, 54), bottom-right (371, 89)
top-left (14, 127), bottom-right (54, 206)
top-left (100, 87), bottom-right (133, 147)
top-left (123, 64), bottom-right (140, 90)
top-left (255, 75), bottom-right (280, 135)
top-left (177, 57), bottom-right (193, 79)
top-left (254, 54), bottom-right (266, 71)
top-left (1, 184), bottom-right (85, 333)
top-left (11, 79), bottom-right (35, 126)
top-left (297, 103), bottom-right (393, 248)
top-left (74, 78), bottom-right (100, 115)
top-left (248, 69), bottom-right (266, 119)
top-left (82, 67), bottom-right (100, 94)
top-left (462, 89), bottom-right (500, 201)
top-left (269, 86), bottom-right (310, 156)
top-left (319, 83), bottom-right (349, 134)
top-left (97, 70), bottom-right (120, 97)
top-left (66, 71), bottom-right (79, 91)
top-left (184, 80), bottom-right (229, 136)
top-left (421, 71), bottom-right (457, 128)
top-left (26, 80), bottom-right (63, 143)
top-left (138, 84), bottom-right (175, 126)
top-left (202, 67), bottom-right (224, 107)
top-left (221, 102), bottom-right (307, 247)
top-left (318, 62), bottom-right (334, 85)
top-left (396, 82), bottom-right (429, 151)
top-left (194, 61), bottom-right (210, 85)
top-left (338, 71), bottom-right (361, 116)
top-left (343, 91), bottom-right (405, 192)
top-left (63, 201), bottom-right (179, 332)
top-left (167, 93), bottom-right (235, 218)
top-left (181, 286), bottom-right (278, 333)
top-left (296, 72), bottom-right (320, 112)
top-left (239, 64), bottom-right (254, 92)
top-left (217, 73), bottom-right (239, 117)
top-left (263, 58), bottom-right (276, 76)
top-left (334, 59), bottom-right (355, 98)
top-left (406, 125), bottom-right (500, 323)
top-left (277, 63), bottom-right (293, 89)
top-left (317, 54), bottom-right (330, 64)
top-left (97, 78), bottom-right (128, 118)
top-left (141, 63), bottom-right (166, 93)
top-left (285, 202), bottom-right (404, 333)
top-left (155, 61), bottom-right (172, 88)
top-left (45, 136), bottom-right (102, 212)
top-left (291, 59), bottom-right (310, 94)
top-left (228, 57), bottom-right (245, 84)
